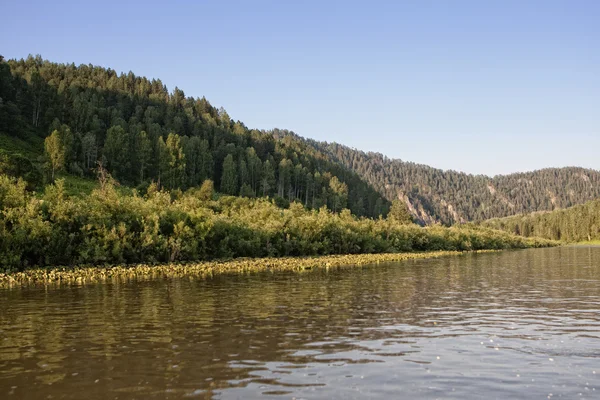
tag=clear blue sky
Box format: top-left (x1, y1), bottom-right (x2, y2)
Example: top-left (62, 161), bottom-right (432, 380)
top-left (2, 0), bottom-right (598, 176)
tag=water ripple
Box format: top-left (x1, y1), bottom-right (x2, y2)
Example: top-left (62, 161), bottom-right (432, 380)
top-left (0, 247), bottom-right (599, 399)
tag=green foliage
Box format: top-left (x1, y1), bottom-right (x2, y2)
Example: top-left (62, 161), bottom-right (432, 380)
top-left (220, 154), bottom-right (238, 195)
top-left (0, 133), bottom-right (43, 159)
top-left (240, 183), bottom-right (255, 198)
top-left (305, 138), bottom-right (600, 224)
top-left (137, 130), bottom-right (152, 182)
top-left (197, 179), bottom-right (214, 201)
top-left (44, 130), bottom-right (65, 180)
top-left (162, 133), bottom-right (186, 189)
top-left (0, 55), bottom-right (389, 219)
top-left (0, 174), bottom-right (555, 270)
top-left (4, 55), bottom-right (600, 226)
top-left (103, 126), bottom-right (131, 181)
top-left (0, 152), bottom-right (43, 189)
top-left (480, 198), bottom-right (600, 243)
top-left (61, 175), bottom-right (100, 197)
top-left (388, 199), bottom-right (413, 225)
top-left (328, 176), bottom-right (348, 213)
top-left (0, 175), bottom-right (28, 209)
top-left (261, 159), bottom-right (275, 196)
top-left (183, 136), bottom-right (212, 187)
top-left (81, 132), bottom-right (98, 171)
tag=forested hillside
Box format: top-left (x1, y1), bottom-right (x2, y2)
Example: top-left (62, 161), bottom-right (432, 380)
top-left (0, 55), bottom-right (388, 218)
top-left (480, 199), bottom-right (600, 243)
top-left (1, 55), bottom-right (599, 225)
top-left (288, 134), bottom-right (600, 224)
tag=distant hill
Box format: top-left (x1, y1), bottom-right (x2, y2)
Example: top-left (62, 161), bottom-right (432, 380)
top-left (1, 54), bottom-right (599, 224)
top-left (272, 132), bottom-right (600, 225)
top-left (478, 198), bottom-right (600, 243)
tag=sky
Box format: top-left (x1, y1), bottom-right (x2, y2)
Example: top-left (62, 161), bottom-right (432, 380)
top-left (1, 0), bottom-right (598, 176)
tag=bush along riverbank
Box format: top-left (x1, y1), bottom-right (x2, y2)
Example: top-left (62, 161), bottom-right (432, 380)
top-left (0, 175), bottom-right (557, 273)
top-left (0, 251), bottom-right (499, 287)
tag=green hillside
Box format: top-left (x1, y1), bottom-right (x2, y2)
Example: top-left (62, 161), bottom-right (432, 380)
top-left (0, 55), bottom-right (389, 218)
top-left (479, 198), bottom-right (600, 243)
top-left (298, 136), bottom-right (600, 225)
top-left (1, 55), bottom-right (599, 225)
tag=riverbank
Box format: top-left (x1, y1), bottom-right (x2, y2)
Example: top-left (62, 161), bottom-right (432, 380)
top-left (568, 240), bottom-right (600, 246)
top-left (0, 176), bottom-right (557, 270)
top-left (0, 250), bottom-right (499, 287)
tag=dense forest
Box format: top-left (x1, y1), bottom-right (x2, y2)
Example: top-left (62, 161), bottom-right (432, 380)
top-left (0, 174), bottom-right (554, 270)
top-left (294, 134), bottom-right (600, 225)
top-left (1, 55), bottom-right (599, 226)
top-left (0, 55), bottom-right (388, 218)
top-left (480, 199), bottom-right (600, 243)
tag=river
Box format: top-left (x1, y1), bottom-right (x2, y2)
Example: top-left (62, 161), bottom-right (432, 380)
top-left (1, 247), bottom-right (599, 399)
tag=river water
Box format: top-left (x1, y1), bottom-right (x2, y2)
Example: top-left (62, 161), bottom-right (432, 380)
top-left (1, 247), bottom-right (599, 399)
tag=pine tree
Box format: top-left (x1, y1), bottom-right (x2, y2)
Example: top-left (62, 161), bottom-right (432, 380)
top-left (388, 199), bottom-right (413, 225)
top-left (329, 176), bottom-right (348, 213)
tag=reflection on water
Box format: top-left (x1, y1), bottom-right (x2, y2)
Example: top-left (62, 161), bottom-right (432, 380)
top-left (1, 247), bottom-right (600, 399)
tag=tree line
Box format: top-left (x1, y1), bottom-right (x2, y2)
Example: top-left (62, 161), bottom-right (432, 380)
top-left (0, 55), bottom-right (388, 218)
top-left (479, 198), bottom-right (600, 243)
top-left (3, 55), bottom-right (599, 226)
top-left (288, 133), bottom-right (600, 225)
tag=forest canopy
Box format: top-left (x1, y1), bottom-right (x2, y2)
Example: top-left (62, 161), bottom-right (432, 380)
top-left (2, 54), bottom-right (600, 226)
top-left (0, 55), bottom-right (388, 218)
top-left (479, 198), bottom-right (600, 243)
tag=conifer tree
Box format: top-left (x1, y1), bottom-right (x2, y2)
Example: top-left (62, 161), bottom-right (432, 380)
top-left (388, 199), bottom-right (413, 225)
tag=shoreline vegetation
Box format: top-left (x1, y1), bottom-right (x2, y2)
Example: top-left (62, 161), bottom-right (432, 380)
top-left (1, 250), bottom-right (499, 287)
top-left (569, 241), bottom-right (600, 246)
top-left (480, 198), bottom-right (600, 243)
top-left (0, 175), bottom-right (557, 272)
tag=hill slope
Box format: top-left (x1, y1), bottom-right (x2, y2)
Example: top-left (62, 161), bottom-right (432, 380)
top-left (1, 55), bottom-right (599, 225)
top-left (288, 134), bottom-right (600, 224)
top-left (0, 55), bottom-right (389, 218)
top-left (479, 198), bottom-right (600, 242)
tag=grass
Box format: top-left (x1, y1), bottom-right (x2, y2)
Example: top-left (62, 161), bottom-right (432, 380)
top-left (0, 132), bottom-right (43, 159)
top-left (58, 175), bottom-right (134, 197)
top-left (61, 174), bottom-right (101, 196)
top-left (0, 132), bottom-right (131, 197)
top-left (0, 250), bottom-right (498, 288)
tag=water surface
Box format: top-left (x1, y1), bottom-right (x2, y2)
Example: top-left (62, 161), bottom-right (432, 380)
top-left (1, 247), bottom-right (600, 399)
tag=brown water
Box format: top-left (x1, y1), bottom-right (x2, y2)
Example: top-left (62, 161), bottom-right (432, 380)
top-left (1, 247), bottom-right (600, 399)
